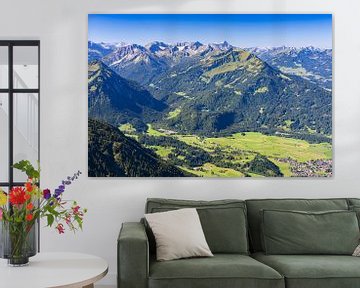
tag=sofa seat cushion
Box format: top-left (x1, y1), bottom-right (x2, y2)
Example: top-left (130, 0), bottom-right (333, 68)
top-left (252, 252), bottom-right (360, 288)
top-left (149, 254), bottom-right (284, 288)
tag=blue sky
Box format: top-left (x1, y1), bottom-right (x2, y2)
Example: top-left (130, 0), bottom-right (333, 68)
top-left (88, 14), bottom-right (332, 48)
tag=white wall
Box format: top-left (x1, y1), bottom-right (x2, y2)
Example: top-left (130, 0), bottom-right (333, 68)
top-left (1, 0), bottom-right (360, 285)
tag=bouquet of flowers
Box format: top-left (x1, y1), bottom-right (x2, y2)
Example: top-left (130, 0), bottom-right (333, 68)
top-left (0, 160), bottom-right (87, 265)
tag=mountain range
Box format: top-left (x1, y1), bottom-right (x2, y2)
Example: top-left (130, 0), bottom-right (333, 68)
top-left (88, 40), bottom-right (232, 62)
top-left (88, 60), bottom-right (166, 131)
top-left (246, 46), bottom-right (332, 90)
top-left (88, 42), bottom-right (332, 136)
top-left (88, 41), bottom-right (332, 90)
top-left (88, 40), bottom-right (332, 177)
top-left (151, 47), bottom-right (331, 135)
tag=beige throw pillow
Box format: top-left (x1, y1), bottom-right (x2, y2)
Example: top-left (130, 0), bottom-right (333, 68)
top-left (353, 244), bottom-right (360, 256)
top-left (145, 208), bottom-right (213, 261)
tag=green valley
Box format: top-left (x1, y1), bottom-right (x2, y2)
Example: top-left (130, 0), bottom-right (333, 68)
top-left (138, 124), bottom-right (332, 177)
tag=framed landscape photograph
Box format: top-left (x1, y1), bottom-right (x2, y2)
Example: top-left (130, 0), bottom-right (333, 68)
top-left (88, 14), bottom-right (332, 177)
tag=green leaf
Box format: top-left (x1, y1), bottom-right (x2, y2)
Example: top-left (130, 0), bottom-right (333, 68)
top-left (47, 214), bottom-right (54, 227)
top-left (13, 160), bottom-right (40, 180)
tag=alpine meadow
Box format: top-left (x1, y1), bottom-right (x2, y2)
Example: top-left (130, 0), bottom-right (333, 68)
top-left (88, 14), bottom-right (333, 177)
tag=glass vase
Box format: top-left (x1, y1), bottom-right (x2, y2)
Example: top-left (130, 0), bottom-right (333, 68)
top-left (0, 220), bottom-right (37, 266)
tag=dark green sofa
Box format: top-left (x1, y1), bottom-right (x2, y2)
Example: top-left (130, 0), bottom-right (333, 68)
top-left (118, 198), bottom-right (360, 288)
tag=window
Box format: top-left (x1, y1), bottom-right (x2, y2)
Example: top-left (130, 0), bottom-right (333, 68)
top-left (0, 41), bottom-right (40, 190)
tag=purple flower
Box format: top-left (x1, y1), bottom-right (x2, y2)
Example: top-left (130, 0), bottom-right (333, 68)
top-left (54, 171), bottom-right (82, 199)
top-left (54, 189), bottom-right (62, 197)
top-left (43, 189), bottom-right (51, 200)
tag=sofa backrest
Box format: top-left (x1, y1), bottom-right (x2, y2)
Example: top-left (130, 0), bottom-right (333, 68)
top-left (145, 198), bottom-right (249, 254)
top-left (245, 198), bottom-right (350, 252)
top-left (348, 198), bottom-right (360, 207)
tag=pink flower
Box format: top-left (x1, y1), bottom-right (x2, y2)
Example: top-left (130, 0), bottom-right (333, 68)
top-left (56, 223), bottom-right (65, 234)
top-left (0, 208), bottom-right (3, 220)
top-left (72, 205), bottom-right (80, 215)
top-left (65, 214), bottom-right (71, 225)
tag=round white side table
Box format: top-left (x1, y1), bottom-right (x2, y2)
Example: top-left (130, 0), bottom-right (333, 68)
top-left (0, 252), bottom-right (108, 288)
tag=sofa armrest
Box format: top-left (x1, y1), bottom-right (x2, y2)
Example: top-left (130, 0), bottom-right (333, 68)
top-left (118, 222), bottom-right (149, 288)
